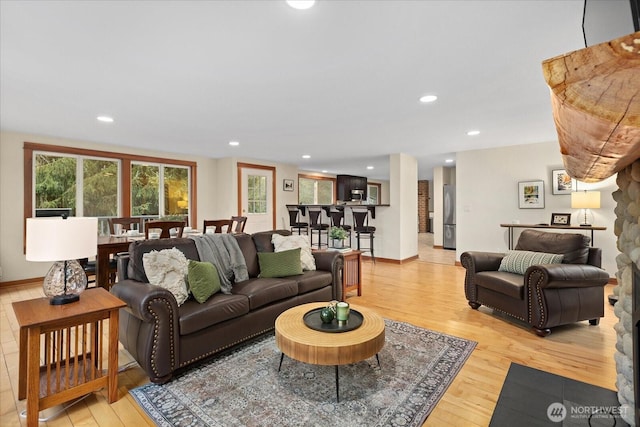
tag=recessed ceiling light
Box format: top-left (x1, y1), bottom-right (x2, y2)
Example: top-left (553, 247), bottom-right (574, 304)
top-left (419, 95), bottom-right (438, 103)
top-left (321, 170), bottom-right (328, 173)
top-left (302, 154), bottom-right (311, 159)
top-left (229, 141), bottom-right (240, 146)
top-left (445, 159), bottom-right (454, 163)
top-left (96, 115), bottom-right (114, 123)
top-left (286, 0), bottom-right (315, 10)
top-left (366, 166), bottom-right (374, 170)
top-left (467, 130), bottom-right (480, 136)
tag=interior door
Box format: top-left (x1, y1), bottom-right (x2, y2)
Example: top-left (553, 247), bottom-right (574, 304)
top-left (239, 164), bottom-right (275, 233)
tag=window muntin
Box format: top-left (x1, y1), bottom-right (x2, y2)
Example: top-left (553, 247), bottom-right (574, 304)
top-left (247, 174), bottom-right (267, 214)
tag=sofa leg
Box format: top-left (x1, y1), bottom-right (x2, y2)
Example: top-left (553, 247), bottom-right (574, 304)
top-left (589, 318), bottom-right (600, 326)
top-left (468, 301), bottom-right (481, 310)
top-left (533, 327), bottom-right (551, 337)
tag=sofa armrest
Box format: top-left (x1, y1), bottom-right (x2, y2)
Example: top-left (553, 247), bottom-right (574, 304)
top-left (460, 251), bottom-right (505, 305)
top-left (525, 264), bottom-right (610, 289)
top-left (116, 252), bottom-right (130, 282)
top-left (460, 251), bottom-right (504, 273)
top-left (312, 251), bottom-right (344, 301)
top-left (110, 280), bottom-right (180, 383)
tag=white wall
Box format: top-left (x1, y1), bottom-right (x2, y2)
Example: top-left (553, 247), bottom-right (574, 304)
top-left (457, 141), bottom-right (618, 277)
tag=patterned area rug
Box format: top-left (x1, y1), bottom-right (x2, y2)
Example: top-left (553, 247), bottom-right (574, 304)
top-left (130, 319), bottom-right (476, 426)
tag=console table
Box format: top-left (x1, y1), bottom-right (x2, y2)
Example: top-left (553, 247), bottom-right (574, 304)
top-left (500, 224), bottom-right (607, 249)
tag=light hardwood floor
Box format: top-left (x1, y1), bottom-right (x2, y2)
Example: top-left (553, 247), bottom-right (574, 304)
top-left (0, 244), bottom-right (618, 426)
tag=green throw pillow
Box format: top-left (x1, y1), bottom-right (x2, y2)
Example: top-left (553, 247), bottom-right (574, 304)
top-left (498, 250), bottom-right (564, 275)
top-left (187, 260), bottom-right (221, 303)
top-left (257, 248), bottom-right (303, 278)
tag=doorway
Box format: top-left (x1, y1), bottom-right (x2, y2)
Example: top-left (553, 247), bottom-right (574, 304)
top-left (237, 163), bottom-right (276, 233)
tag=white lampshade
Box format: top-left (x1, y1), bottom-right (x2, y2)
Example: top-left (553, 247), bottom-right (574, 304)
top-left (571, 191), bottom-right (601, 209)
top-left (26, 217), bottom-right (98, 261)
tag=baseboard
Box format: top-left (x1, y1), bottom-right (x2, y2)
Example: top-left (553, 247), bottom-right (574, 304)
top-left (361, 254), bottom-right (419, 264)
top-left (433, 245), bottom-right (443, 249)
top-left (0, 277), bottom-right (43, 289)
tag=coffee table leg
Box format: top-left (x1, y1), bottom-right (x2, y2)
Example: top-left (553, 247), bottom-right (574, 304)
top-left (376, 353), bottom-right (380, 368)
top-left (335, 365), bottom-right (339, 402)
top-left (278, 353), bottom-right (285, 372)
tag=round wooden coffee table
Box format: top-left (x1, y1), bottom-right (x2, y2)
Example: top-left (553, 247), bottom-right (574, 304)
top-left (275, 302), bottom-right (385, 401)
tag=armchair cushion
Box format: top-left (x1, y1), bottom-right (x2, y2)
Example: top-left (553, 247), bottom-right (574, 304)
top-left (498, 250), bottom-right (564, 275)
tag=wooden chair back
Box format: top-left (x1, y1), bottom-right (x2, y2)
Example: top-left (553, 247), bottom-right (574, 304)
top-left (145, 220), bottom-right (185, 238)
top-left (203, 219), bottom-right (233, 234)
top-left (108, 217), bottom-right (143, 235)
top-left (230, 216), bottom-right (248, 233)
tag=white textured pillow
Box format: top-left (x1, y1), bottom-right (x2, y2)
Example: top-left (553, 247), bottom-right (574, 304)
top-left (271, 234), bottom-right (316, 271)
top-left (143, 248), bottom-right (190, 306)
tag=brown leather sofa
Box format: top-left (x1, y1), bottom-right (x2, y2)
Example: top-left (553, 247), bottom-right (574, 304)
top-left (460, 229), bottom-right (609, 337)
top-left (111, 230), bottom-right (343, 383)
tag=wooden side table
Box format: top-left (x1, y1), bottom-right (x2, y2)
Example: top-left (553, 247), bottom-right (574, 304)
top-left (12, 287), bottom-right (126, 426)
top-left (341, 250), bottom-right (362, 298)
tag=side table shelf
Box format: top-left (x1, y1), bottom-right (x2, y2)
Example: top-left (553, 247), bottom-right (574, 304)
top-left (12, 288), bottom-right (126, 426)
top-left (341, 250), bottom-right (362, 298)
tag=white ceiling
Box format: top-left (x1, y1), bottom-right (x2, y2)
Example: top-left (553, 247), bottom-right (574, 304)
top-left (0, 1), bottom-right (634, 180)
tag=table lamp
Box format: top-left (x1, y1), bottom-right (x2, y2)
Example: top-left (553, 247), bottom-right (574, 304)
top-left (26, 216), bottom-right (98, 305)
top-left (571, 190), bottom-right (601, 227)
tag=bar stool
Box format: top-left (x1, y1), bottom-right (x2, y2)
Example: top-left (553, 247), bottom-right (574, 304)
top-left (330, 209), bottom-right (352, 247)
top-left (308, 207), bottom-right (329, 249)
top-left (353, 208), bottom-right (376, 262)
top-left (287, 205), bottom-right (308, 235)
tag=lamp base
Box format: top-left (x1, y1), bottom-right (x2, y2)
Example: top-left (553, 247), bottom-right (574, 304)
top-left (49, 293), bottom-right (80, 305)
top-left (579, 223), bottom-right (592, 227)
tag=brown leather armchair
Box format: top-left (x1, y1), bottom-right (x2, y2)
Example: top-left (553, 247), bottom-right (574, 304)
top-left (460, 229), bottom-right (609, 336)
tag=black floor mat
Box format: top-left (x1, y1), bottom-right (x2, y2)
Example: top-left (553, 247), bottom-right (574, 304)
top-left (489, 363), bottom-right (629, 426)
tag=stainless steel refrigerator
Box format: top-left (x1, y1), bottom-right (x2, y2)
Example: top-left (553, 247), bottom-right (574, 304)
top-left (443, 184), bottom-right (456, 250)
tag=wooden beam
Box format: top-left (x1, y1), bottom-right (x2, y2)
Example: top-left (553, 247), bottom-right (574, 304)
top-left (542, 31), bottom-right (640, 182)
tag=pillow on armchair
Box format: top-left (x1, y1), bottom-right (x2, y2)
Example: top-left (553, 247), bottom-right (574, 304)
top-left (498, 250), bottom-right (564, 275)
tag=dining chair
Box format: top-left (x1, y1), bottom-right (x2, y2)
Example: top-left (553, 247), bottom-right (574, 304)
top-left (352, 208), bottom-right (376, 262)
top-left (287, 205), bottom-right (308, 235)
top-left (145, 220), bottom-right (185, 238)
top-left (230, 216), bottom-right (248, 233)
top-left (203, 219), bottom-right (233, 234)
top-left (108, 217), bottom-right (144, 235)
top-left (308, 207), bottom-right (329, 249)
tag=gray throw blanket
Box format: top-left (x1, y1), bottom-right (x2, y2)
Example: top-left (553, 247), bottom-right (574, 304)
top-left (189, 234), bottom-right (249, 294)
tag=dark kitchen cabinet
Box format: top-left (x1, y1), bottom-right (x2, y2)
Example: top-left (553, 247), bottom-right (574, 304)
top-left (337, 175), bottom-right (367, 201)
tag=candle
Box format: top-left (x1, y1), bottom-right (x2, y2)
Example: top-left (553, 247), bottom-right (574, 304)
top-left (336, 302), bottom-right (350, 321)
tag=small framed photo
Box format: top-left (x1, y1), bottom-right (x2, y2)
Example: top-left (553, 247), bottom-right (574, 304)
top-left (550, 213), bottom-right (571, 226)
top-left (552, 169), bottom-right (575, 195)
top-left (283, 179), bottom-right (294, 192)
top-left (518, 180), bottom-right (545, 209)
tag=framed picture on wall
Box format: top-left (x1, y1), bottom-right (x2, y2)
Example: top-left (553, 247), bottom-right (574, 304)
top-left (552, 169), bottom-right (575, 195)
top-left (283, 179), bottom-right (294, 192)
top-left (518, 180), bottom-right (545, 209)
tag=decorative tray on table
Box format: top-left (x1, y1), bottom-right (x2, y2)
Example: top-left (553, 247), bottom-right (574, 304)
top-left (303, 308), bottom-right (363, 333)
